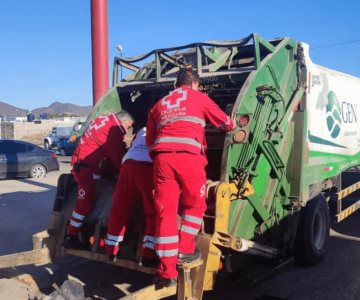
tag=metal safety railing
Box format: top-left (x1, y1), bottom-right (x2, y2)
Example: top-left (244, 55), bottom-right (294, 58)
top-left (112, 33), bottom-right (283, 85)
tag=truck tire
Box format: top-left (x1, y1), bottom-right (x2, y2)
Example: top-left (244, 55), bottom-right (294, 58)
top-left (53, 173), bottom-right (76, 212)
top-left (294, 194), bottom-right (330, 265)
top-left (60, 148), bottom-right (66, 156)
top-left (49, 173), bottom-right (77, 259)
top-left (44, 141), bottom-right (50, 150)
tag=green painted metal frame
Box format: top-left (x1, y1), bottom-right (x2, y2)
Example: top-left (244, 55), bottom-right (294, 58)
top-left (111, 33), bottom-right (283, 85)
top-left (221, 37), bottom-right (306, 240)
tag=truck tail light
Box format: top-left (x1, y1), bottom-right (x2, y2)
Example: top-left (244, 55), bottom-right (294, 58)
top-left (233, 114), bottom-right (251, 143)
top-left (237, 114), bottom-right (250, 127)
top-left (233, 130), bottom-right (248, 143)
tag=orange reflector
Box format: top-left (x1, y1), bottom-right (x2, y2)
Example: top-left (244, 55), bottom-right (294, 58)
top-left (233, 130), bottom-right (247, 143)
top-left (218, 260), bottom-right (223, 271)
top-left (69, 134), bottom-right (77, 143)
top-left (89, 236), bottom-right (95, 246)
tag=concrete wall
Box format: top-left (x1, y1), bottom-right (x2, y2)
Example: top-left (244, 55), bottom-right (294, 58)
top-left (0, 122), bottom-right (14, 139)
top-left (0, 120), bottom-right (80, 145)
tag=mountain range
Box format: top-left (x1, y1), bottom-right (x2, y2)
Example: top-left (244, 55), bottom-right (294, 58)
top-left (0, 101), bottom-right (92, 118)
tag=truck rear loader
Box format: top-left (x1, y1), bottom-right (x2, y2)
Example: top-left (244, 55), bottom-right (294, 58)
top-left (2, 33), bottom-right (360, 299)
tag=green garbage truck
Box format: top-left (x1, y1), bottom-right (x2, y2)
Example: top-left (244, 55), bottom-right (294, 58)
top-left (2, 33), bottom-right (360, 299)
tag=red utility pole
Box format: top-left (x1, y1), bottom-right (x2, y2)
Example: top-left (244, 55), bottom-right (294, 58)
top-left (91, 0), bottom-right (109, 105)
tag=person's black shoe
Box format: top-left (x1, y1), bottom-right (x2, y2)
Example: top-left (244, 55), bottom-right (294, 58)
top-left (63, 234), bottom-right (85, 250)
top-left (108, 255), bottom-right (117, 262)
top-left (141, 258), bottom-right (159, 268)
top-left (153, 274), bottom-right (177, 288)
top-left (178, 248), bottom-right (201, 265)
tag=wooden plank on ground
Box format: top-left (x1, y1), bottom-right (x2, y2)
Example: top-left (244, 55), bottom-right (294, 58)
top-left (118, 284), bottom-right (177, 300)
top-left (0, 248), bottom-right (51, 269)
top-left (64, 248), bottom-right (156, 274)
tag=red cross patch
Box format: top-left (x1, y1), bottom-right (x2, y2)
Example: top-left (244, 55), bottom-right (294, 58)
top-left (78, 188), bottom-right (86, 199)
top-left (161, 88), bottom-right (187, 109)
top-left (82, 115), bottom-right (110, 141)
top-left (89, 115), bottom-right (110, 131)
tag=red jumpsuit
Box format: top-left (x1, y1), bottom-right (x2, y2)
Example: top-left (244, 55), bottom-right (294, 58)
top-left (105, 128), bottom-right (156, 259)
top-left (146, 85), bottom-right (234, 279)
top-left (67, 113), bottom-right (127, 235)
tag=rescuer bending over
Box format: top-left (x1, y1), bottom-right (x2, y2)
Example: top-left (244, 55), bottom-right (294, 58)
top-left (64, 110), bottom-right (134, 249)
top-left (146, 68), bottom-right (235, 287)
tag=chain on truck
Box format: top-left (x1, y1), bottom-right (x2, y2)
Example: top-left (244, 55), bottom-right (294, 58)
top-left (1, 33), bottom-right (360, 299)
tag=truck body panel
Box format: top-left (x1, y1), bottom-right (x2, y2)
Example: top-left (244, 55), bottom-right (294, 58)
top-left (305, 47), bottom-right (360, 190)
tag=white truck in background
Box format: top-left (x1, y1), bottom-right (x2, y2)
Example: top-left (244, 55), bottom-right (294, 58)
top-left (43, 125), bottom-right (73, 150)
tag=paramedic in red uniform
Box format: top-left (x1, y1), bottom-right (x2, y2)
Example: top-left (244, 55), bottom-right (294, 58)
top-left (105, 127), bottom-right (157, 265)
top-left (64, 111), bottom-right (134, 249)
top-left (146, 69), bottom-right (235, 287)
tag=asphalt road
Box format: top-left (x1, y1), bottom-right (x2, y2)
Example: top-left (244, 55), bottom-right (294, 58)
top-left (0, 157), bottom-right (360, 299)
top-left (0, 156), bottom-right (72, 256)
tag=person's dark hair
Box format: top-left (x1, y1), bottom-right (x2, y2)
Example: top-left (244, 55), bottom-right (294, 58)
top-left (175, 68), bottom-right (200, 87)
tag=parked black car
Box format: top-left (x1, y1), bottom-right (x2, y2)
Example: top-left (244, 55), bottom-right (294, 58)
top-left (0, 140), bottom-right (60, 179)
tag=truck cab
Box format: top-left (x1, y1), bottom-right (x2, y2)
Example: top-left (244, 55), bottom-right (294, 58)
top-left (57, 121), bottom-right (85, 156)
top-left (43, 126), bottom-right (73, 150)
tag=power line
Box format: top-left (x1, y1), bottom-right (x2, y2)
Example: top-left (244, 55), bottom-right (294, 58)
top-left (311, 39), bottom-right (360, 50)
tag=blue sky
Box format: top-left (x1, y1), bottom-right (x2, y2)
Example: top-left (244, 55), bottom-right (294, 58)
top-left (0, 0), bottom-right (359, 110)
